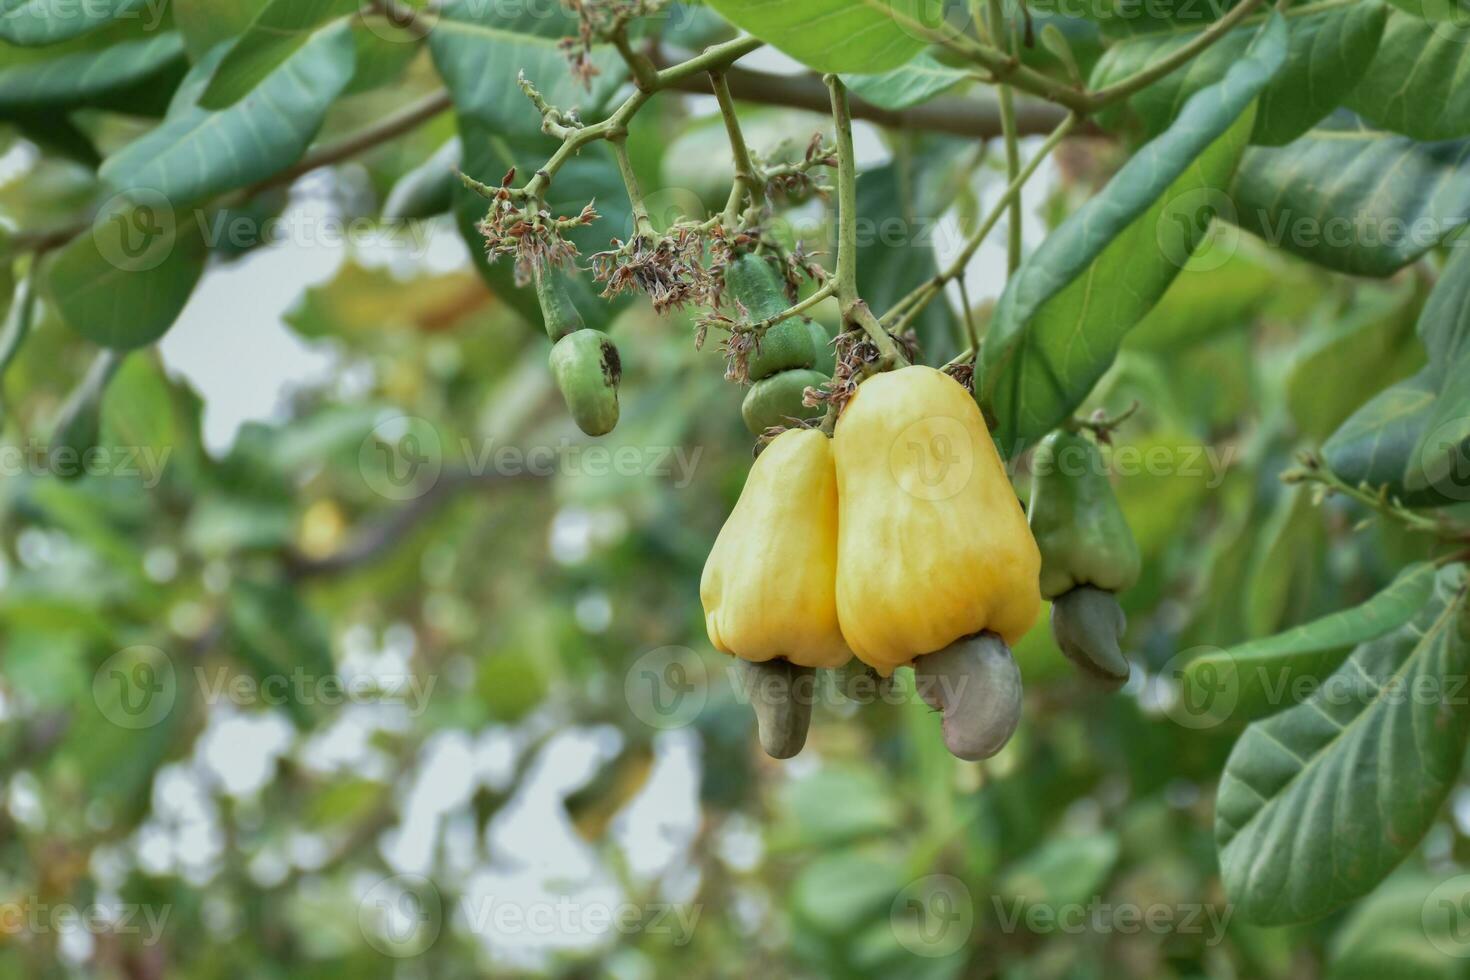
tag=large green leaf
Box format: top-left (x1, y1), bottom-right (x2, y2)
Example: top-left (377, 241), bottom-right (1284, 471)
top-left (1090, 0), bottom-right (1386, 146)
top-left (978, 15), bottom-right (1286, 453)
top-left (1215, 564), bottom-right (1470, 925)
top-left (1330, 873), bottom-right (1470, 979)
top-left (0, 29), bottom-right (185, 109)
top-left (0, 0), bottom-right (148, 45)
top-left (1405, 248), bottom-right (1470, 502)
top-left (704, 0), bottom-right (931, 73)
top-left (1325, 247), bottom-right (1470, 505)
top-left (428, 0), bottom-right (626, 134)
top-left (199, 0), bottom-right (358, 109)
top-left (46, 199), bottom-right (208, 349)
top-left (100, 33), bottom-right (356, 206)
top-left (1181, 561), bottom-right (1439, 726)
top-left (1347, 10), bottom-right (1470, 141)
top-left (1227, 112), bottom-right (1470, 277)
top-left (845, 52), bottom-right (967, 110)
top-left (172, 0), bottom-right (270, 58)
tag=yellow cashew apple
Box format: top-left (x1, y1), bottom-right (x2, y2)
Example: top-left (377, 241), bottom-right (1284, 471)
top-left (833, 365), bottom-right (1041, 675)
top-left (701, 428), bottom-right (851, 670)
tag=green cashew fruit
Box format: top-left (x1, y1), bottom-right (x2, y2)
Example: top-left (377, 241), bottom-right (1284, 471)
top-left (549, 330), bottom-right (621, 436)
top-left (1028, 430), bottom-right (1140, 599)
top-left (535, 265), bottom-right (586, 342)
top-left (742, 368), bottom-right (827, 435)
top-left (723, 252), bottom-right (789, 322)
top-left (913, 632), bottom-right (1022, 761)
top-left (1050, 586), bottom-right (1130, 690)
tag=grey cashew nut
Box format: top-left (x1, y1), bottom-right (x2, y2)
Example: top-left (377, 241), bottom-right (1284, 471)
top-left (733, 658), bottom-right (816, 759)
top-left (1050, 585), bottom-right (1130, 690)
top-left (913, 631), bottom-right (1022, 761)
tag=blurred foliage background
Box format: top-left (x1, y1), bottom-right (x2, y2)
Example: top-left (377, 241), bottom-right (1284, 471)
top-left (2, 1), bottom-right (1469, 978)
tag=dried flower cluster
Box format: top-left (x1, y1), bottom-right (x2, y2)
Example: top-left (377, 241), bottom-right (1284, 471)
top-left (759, 133), bottom-right (839, 203)
top-left (590, 226), bottom-right (726, 314)
top-left (559, 0), bottom-right (669, 87)
top-left (472, 172), bottom-right (599, 286)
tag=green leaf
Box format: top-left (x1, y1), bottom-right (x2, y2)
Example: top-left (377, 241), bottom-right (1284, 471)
top-left (428, 0), bottom-right (626, 134)
top-left (1182, 561), bottom-right (1439, 726)
top-left (0, 0), bottom-right (149, 46)
top-left (172, 0), bottom-right (270, 58)
top-left (199, 0), bottom-right (358, 110)
top-left (857, 152), bottom-right (957, 363)
top-left (704, 0), bottom-right (930, 73)
top-left (791, 851), bottom-right (906, 935)
top-left (1286, 279), bottom-right (1424, 440)
top-left (1089, 1), bottom-right (1386, 146)
top-left (1215, 564), bottom-right (1470, 925)
top-left (383, 138), bottom-right (459, 220)
top-left (997, 833), bottom-right (1120, 913)
top-left (0, 29), bottom-right (185, 109)
top-left (1123, 241), bottom-right (1280, 351)
top-left (100, 33), bottom-right (357, 205)
top-left (1347, 10), bottom-right (1470, 141)
top-left (1330, 873), bottom-right (1470, 979)
top-left (1325, 247), bottom-right (1470, 505)
top-left (227, 576), bottom-right (337, 727)
top-left (46, 199), bottom-right (208, 349)
top-left (979, 15), bottom-right (1287, 454)
top-left (1323, 369), bottom-right (1449, 504)
top-left (1227, 112), bottom-right (1470, 277)
top-left (846, 53), bottom-right (967, 110)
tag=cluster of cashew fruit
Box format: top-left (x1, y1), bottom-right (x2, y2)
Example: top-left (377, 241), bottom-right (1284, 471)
top-left (699, 267), bottom-right (1140, 760)
top-left (702, 364), bottom-right (1040, 760)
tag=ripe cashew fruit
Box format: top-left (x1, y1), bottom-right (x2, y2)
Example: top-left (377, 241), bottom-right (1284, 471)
top-left (833, 365), bottom-right (1041, 675)
top-left (913, 632), bottom-right (1023, 760)
top-left (1028, 431), bottom-right (1138, 688)
top-left (1028, 430), bottom-right (1140, 598)
top-left (549, 330), bottom-right (621, 437)
top-left (534, 265), bottom-right (586, 342)
top-left (701, 428), bottom-right (851, 671)
top-left (702, 427), bottom-right (851, 758)
top-left (741, 368), bottom-right (827, 436)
